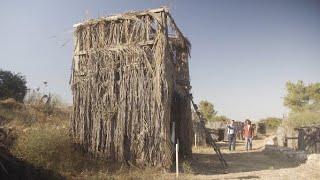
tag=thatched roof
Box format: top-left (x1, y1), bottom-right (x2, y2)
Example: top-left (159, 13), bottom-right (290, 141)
top-left (72, 7), bottom-right (190, 57)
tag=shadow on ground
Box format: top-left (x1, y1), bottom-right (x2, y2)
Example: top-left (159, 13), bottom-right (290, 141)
top-left (0, 148), bottom-right (65, 180)
top-left (218, 141), bottom-right (264, 151)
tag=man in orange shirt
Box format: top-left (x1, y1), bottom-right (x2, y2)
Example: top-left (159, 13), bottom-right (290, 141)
top-left (243, 119), bottom-right (254, 151)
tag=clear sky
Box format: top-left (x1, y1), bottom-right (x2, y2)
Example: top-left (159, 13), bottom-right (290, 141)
top-left (1, 0), bottom-right (320, 121)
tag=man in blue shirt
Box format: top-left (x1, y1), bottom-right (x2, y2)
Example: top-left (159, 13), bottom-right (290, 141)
top-left (226, 120), bottom-right (236, 151)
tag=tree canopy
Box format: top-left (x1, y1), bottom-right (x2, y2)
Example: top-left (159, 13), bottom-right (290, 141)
top-left (260, 117), bottom-right (282, 129)
top-left (284, 81), bottom-right (320, 112)
top-left (193, 100), bottom-right (231, 122)
top-left (0, 69), bottom-right (27, 102)
top-left (212, 115), bottom-right (230, 122)
top-left (198, 100), bottom-right (217, 121)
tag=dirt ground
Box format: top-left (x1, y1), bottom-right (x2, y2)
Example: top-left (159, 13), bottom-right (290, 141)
top-left (175, 135), bottom-right (320, 180)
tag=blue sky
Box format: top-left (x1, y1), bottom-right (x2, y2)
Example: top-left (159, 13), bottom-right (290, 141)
top-left (1, 0), bottom-right (319, 120)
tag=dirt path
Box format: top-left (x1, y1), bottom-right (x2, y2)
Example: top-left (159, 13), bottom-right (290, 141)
top-left (181, 136), bottom-right (320, 179)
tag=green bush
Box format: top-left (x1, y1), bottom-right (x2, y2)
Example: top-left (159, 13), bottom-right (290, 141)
top-left (260, 117), bottom-right (282, 129)
top-left (182, 161), bottom-right (193, 174)
top-left (211, 115), bottom-right (230, 122)
top-left (0, 69), bottom-right (27, 102)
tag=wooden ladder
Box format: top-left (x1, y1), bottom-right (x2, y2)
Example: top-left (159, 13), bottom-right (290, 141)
top-left (188, 93), bottom-right (228, 169)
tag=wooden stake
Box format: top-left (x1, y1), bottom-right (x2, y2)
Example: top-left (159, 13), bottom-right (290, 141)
top-left (176, 139), bottom-right (179, 178)
top-left (195, 133), bottom-right (197, 147)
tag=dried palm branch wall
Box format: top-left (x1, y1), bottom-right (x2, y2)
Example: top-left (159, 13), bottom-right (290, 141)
top-left (70, 7), bottom-right (192, 168)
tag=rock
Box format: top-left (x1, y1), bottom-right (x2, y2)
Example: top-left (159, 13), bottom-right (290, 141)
top-left (295, 151), bottom-right (307, 162)
top-left (306, 154), bottom-right (320, 167)
top-left (265, 135), bottom-right (277, 145)
top-left (264, 144), bottom-right (308, 162)
top-left (277, 126), bottom-right (286, 146)
top-left (264, 145), bottom-right (278, 152)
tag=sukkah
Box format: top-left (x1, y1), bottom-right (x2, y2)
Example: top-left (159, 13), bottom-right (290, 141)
top-left (70, 7), bottom-right (193, 168)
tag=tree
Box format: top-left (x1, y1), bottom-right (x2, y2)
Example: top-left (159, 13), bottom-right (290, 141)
top-left (284, 81), bottom-right (320, 112)
top-left (198, 100), bottom-right (217, 121)
top-left (0, 69), bottom-right (27, 102)
top-left (307, 83), bottom-right (320, 111)
top-left (260, 117), bottom-right (282, 129)
top-left (212, 115), bottom-right (230, 122)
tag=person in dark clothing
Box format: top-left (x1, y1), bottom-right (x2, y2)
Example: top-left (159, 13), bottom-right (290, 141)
top-left (226, 120), bottom-right (236, 151)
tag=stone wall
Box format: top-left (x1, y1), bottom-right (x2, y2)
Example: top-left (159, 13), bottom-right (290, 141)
top-left (264, 145), bottom-right (307, 162)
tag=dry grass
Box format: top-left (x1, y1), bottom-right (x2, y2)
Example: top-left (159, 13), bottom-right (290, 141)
top-left (1, 103), bottom-right (173, 179)
top-left (11, 120), bottom-right (118, 178)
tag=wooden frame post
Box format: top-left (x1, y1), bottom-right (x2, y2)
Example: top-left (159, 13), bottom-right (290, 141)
top-left (176, 139), bottom-right (179, 177)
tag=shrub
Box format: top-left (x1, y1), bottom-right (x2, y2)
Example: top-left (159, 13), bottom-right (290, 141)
top-left (0, 69), bottom-right (27, 102)
top-left (211, 115), bottom-right (230, 122)
top-left (198, 100), bottom-right (217, 122)
top-left (25, 90), bottom-right (66, 116)
top-left (182, 161), bottom-right (193, 174)
top-left (260, 117), bottom-right (282, 129)
top-left (283, 111), bottom-right (320, 128)
top-left (24, 89), bottom-right (42, 104)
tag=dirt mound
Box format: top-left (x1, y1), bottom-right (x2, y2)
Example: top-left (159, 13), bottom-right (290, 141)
top-left (0, 98), bottom-right (24, 109)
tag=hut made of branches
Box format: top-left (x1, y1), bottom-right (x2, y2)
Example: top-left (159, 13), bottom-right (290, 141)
top-left (70, 7), bottom-right (193, 168)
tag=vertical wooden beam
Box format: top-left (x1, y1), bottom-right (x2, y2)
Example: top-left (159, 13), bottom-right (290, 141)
top-left (171, 122), bottom-right (176, 143)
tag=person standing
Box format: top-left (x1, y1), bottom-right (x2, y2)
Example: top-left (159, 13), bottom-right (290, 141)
top-left (226, 120), bottom-right (236, 151)
top-left (243, 119), bottom-right (254, 151)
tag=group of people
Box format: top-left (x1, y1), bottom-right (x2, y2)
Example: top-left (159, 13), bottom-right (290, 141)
top-left (226, 119), bottom-right (254, 151)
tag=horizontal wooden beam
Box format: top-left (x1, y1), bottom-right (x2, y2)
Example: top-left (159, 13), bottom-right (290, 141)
top-left (73, 7), bottom-right (168, 28)
top-left (285, 137), bottom-right (298, 140)
top-left (74, 40), bottom-right (155, 56)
